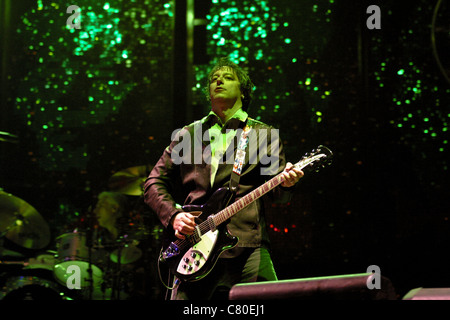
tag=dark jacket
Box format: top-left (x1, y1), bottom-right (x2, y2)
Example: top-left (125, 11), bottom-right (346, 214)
top-left (143, 116), bottom-right (293, 249)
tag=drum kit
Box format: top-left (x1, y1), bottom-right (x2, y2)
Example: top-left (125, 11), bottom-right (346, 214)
top-left (0, 165), bottom-right (164, 300)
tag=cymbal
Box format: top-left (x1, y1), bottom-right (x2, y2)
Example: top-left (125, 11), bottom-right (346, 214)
top-left (0, 191), bottom-right (50, 249)
top-left (108, 165), bottom-right (151, 196)
top-left (110, 243), bottom-right (142, 264)
top-left (0, 131), bottom-right (19, 144)
top-left (0, 247), bottom-right (24, 258)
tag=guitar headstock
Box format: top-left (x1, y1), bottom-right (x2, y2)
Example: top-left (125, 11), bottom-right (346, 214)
top-left (295, 145), bottom-right (333, 174)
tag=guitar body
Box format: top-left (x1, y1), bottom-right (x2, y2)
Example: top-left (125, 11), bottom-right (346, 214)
top-left (160, 187), bottom-right (239, 282)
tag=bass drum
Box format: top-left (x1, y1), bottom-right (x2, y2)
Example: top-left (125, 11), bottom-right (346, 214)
top-left (53, 232), bottom-right (104, 289)
top-left (0, 275), bottom-right (62, 300)
top-left (0, 252), bottom-right (66, 300)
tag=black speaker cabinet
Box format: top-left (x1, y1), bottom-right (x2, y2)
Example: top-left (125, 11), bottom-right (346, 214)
top-left (229, 273), bottom-right (396, 300)
top-left (403, 288), bottom-right (450, 300)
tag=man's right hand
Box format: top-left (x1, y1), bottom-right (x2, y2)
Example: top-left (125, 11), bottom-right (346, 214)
top-left (171, 212), bottom-right (197, 239)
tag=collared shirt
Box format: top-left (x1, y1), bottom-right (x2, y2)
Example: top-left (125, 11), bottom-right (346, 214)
top-left (201, 109), bottom-right (248, 186)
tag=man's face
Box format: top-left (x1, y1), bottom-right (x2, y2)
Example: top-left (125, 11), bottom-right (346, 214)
top-left (209, 67), bottom-right (242, 106)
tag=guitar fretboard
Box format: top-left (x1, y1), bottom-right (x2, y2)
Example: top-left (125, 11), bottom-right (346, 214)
top-left (176, 174), bottom-right (284, 252)
top-left (211, 173), bottom-right (285, 227)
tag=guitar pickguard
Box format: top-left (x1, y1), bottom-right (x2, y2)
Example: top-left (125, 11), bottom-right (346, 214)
top-left (176, 229), bottom-right (219, 277)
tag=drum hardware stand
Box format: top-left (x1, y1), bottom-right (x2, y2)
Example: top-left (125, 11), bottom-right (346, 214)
top-left (85, 210), bottom-right (95, 300)
top-left (112, 235), bottom-right (125, 300)
top-left (0, 237), bottom-right (6, 255)
top-left (86, 243), bottom-right (94, 300)
top-left (0, 215), bottom-right (25, 239)
top-left (0, 223), bottom-right (25, 258)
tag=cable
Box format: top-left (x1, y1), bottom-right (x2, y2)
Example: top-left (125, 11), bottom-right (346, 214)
top-left (157, 247), bottom-right (179, 291)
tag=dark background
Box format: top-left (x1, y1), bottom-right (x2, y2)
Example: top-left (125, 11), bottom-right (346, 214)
top-left (0, 0), bottom-right (449, 299)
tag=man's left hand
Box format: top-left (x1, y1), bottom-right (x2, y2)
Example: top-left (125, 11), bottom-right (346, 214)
top-left (280, 162), bottom-right (304, 188)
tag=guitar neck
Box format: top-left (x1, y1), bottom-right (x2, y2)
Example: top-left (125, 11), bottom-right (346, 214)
top-left (197, 146), bottom-right (331, 237)
top-left (212, 173), bottom-right (285, 227)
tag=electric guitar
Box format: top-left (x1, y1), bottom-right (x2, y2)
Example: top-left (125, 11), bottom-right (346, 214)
top-left (158, 145), bottom-right (333, 283)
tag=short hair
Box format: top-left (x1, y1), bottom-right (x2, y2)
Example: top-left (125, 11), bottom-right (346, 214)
top-left (204, 57), bottom-right (254, 111)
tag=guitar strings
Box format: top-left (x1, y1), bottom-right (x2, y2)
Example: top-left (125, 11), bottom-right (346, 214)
top-left (172, 150), bottom-right (330, 248)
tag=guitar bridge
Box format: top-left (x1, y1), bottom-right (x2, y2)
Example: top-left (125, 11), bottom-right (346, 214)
top-left (193, 225), bottom-right (202, 243)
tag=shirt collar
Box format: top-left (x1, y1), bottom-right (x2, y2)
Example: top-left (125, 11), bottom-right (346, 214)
top-left (203, 108), bottom-right (248, 129)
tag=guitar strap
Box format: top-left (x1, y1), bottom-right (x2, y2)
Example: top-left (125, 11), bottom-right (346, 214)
top-left (229, 119), bottom-right (252, 193)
